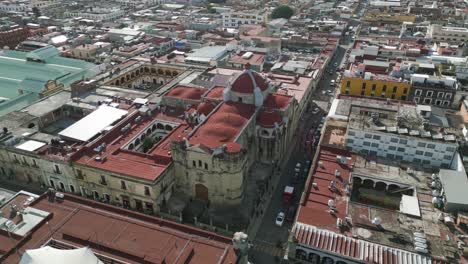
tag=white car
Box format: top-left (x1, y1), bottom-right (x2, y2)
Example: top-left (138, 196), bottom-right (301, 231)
top-left (312, 108), bottom-right (320, 114)
top-left (330, 80), bottom-right (335, 86)
top-left (276, 212), bottom-right (285, 227)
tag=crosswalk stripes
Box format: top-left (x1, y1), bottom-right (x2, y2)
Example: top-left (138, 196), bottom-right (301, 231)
top-left (251, 243), bottom-right (284, 257)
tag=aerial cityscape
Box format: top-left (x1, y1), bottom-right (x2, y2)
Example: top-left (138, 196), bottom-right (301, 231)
top-left (0, 0), bottom-right (467, 263)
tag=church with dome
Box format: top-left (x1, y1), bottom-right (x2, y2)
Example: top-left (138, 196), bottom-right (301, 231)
top-left (169, 64), bottom-right (300, 207)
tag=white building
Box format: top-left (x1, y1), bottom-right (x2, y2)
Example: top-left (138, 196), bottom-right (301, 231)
top-left (329, 97), bottom-right (458, 169)
top-left (428, 24), bottom-right (468, 43)
top-left (116, 0), bottom-right (164, 7)
top-left (64, 7), bottom-right (125, 22)
top-left (0, 0), bottom-right (30, 12)
top-left (32, 0), bottom-right (61, 11)
top-left (222, 10), bottom-right (268, 28)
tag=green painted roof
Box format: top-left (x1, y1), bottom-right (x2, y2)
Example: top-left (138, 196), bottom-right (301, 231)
top-left (26, 46), bottom-right (60, 61)
top-left (0, 47), bottom-right (98, 115)
top-left (20, 79), bottom-right (45, 93)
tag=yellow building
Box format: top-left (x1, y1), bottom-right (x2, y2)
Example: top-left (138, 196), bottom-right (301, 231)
top-left (340, 76), bottom-right (411, 100)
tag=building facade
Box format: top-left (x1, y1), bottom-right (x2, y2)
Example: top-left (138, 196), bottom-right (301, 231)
top-left (64, 7), bottom-right (125, 22)
top-left (222, 11), bottom-right (268, 28)
top-left (428, 24), bottom-right (468, 43)
top-left (0, 26), bottom-right (29, 49)
top-left (409, 74), bottom-right (457, 107)
top-left (340, 74), bottom-right (411, 100)
top-left (344, 101), bottom-right (458, 169)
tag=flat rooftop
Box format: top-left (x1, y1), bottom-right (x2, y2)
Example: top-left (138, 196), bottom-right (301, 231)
top-left (0, 193), bottom-right (237, 264)
top-left (297, 146), bottom-right (354, 232)
top-left (228, 51), bottom-right (265, 66)
top-left (271, 74), bottom-right (313, 104)
top-left (295, 126), bottom-right (463, 262)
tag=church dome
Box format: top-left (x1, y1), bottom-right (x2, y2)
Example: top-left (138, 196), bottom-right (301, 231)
top-left (230, 64), bottom-right (268, 94)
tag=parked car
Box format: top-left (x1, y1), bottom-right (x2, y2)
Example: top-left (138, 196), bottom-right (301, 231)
top-left (276, 212), bottom-right (285, 227)
top-left (293, 172), bottom-right (300, 183)
top-left (286, 206), bottom-right (297, 222)
top-left (333, 62), bottom-right (338, 67)
top-left (312, 108), bottom-right (320, 114)
top-left (330, 80), bottom-right (335, 86)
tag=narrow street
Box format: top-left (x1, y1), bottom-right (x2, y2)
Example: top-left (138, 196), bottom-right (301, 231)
top-left (249, 38), bottom-right (351, 263)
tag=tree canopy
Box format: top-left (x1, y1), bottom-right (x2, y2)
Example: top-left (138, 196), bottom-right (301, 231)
top-left (271, 5), bottom-right (294, 19)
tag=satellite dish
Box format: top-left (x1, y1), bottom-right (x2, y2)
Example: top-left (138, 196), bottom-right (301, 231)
top-left (372, 217), bottom-right (381, 225)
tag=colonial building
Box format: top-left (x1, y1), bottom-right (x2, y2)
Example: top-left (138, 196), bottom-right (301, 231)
top-left (409, 74), bottom-right (458, 108)
top-left (171, 64), bottom-right (298, 206)
top-left (0, 63), bottom-right (311, 215)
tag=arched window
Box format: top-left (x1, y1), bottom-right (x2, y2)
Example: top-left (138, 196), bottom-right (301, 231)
top-left (135, 138), bottom-right (141, 146)
top-left (158, 69), bottom-right (163, 74)
top-left (165, 124), bottom-right (173, 131)
top-left (172, 71), bottom-right (178, 76)
top-left (165, 70), bottom-right (171, 76)
top-left (129, 143), bottom-right (134, 150)
top-left (152, 124), bottom-right (157, 130)
top-left (151, 68), bottom-right (156, 74)
top-left (144, 67), bottom-right (149, 73)
top-left (157, 123), bottom-right (164, 130)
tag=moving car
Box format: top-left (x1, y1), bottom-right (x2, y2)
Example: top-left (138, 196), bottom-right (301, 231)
top-left (312, 107), bottom-right (320, 114)
top-left (276, 212), bottom-right (285, 227)
top-left (330, 80), bottom-right (335, 86)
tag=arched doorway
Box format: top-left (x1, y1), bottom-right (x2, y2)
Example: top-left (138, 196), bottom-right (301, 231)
top-left (195, 184), bottom-right (208, 200)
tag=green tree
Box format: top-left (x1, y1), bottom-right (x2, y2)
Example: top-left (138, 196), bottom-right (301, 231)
top-left (271, 5), bottom-right (294, 19)
top-left (32, 7), bottom-right (41, 18)
top-left (142, 137), bottom-right (156, 153)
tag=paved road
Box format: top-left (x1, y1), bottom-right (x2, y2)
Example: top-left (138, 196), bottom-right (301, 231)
top-left (249, 38), bottom-right (351, 263)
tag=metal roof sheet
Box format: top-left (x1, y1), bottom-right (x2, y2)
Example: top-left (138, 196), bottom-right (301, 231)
top-left (293, 223), bottom-right (433, 264)
top-left (58, 105), bottom-right (128, 142)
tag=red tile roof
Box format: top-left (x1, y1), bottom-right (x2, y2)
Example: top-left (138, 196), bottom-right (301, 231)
top-left (263, 93), bottom-right (293, 110)
top-left (73, 109), bottom-right (188, 181)
top-left (257, 110), bottom-right (283, 128)
top-left (189, 102), bottom-right (255, 150)
top-left (197, 100), bottom-right (218, 116)
top-left (205, 86), bottom-right (225, 100)
top-left (165, 86), bottom-right (208, 100)
top-left (231, 70), bottom-right (268, 94)
top-left (297, 146), bottom-right (354, 232)
top-left (0, 193), bottom-right (237, 264)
